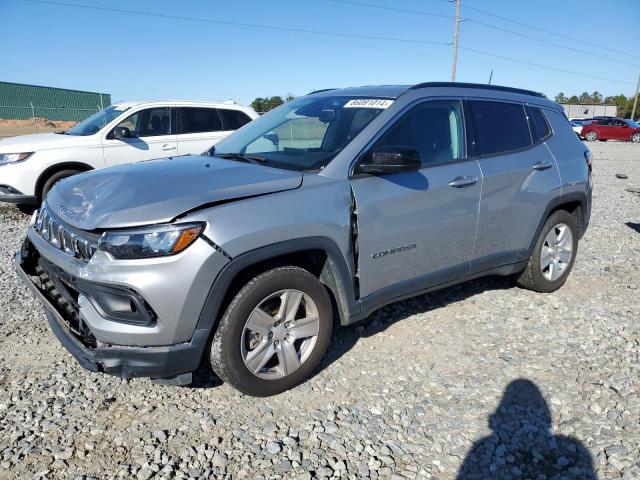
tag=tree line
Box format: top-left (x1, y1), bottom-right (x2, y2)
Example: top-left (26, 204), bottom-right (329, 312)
top-left (250, 94), bottom-right (295, 114)
top-left (555, 91), bottom-right (638, 119)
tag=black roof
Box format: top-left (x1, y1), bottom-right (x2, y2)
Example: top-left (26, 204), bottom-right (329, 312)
top-left (410, 82), bottom-right (544, 98)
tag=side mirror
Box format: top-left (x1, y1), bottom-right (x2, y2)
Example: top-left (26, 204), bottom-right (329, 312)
top-left (356, 146), bottom-right (421, 175)
top-left (113, 126), bottom-right (132, 140)
top-left (263, 132), bottom-right (279, 145)
top-left (319, 109), bottom-right (335, 123)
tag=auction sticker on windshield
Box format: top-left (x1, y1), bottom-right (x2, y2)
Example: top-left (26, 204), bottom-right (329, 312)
top-left (344, 99), bottom-right (394, 109)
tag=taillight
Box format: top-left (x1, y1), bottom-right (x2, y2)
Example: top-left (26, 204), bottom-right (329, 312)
top-left (584, 149), bottom-right (593, 188)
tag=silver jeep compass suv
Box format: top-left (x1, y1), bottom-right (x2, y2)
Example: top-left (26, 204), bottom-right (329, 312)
top-left (16, 83), bottom-right (592, 396)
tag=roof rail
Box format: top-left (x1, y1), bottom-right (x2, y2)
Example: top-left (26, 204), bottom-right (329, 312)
top-left (307, 88), bottom-right (337, 95)
top-left (410, 82), bottom-right (544, 98)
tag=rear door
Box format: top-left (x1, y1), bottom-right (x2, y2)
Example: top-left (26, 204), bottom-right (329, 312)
top-left (176, 107), bottom-right (226, 155)
top-left (468, 100), bottom-right (561, 271)
top-left (102, 107), bottom-right (178, 166)
top-left (351, 99), bottom-right (482, 300)
top-left (610, 119), bottom-right (629, 140)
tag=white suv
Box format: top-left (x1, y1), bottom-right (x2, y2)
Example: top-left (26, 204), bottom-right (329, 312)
top-left (0, 100), bottom-right (258, 206)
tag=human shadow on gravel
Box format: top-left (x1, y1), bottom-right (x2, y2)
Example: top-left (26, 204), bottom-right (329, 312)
top-left (456, 379), bottom-right (596, 480)
top-left (625, 222), bottom-right (640, 234)
top-left (315, 275), bottom-right (515, 377)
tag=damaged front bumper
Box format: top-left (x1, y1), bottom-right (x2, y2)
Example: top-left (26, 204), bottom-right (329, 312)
top-left (14, 247), bottom-right (208, 383)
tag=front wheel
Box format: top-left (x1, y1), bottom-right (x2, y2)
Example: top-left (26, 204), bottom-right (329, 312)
top-left (631, 132), bottom-right (640, 143)
top-left (585, 131), bottom-right (598, 141)
top-left (210, 266), bottom-right (333, 396)
top-left (516, 210), bottom-right (578, 293)
top-left (40, 169), bottom-right (81, 200)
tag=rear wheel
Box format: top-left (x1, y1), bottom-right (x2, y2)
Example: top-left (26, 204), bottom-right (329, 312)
top-left (585, 131), bottom-right (598, 141)
top-left (516, 210), bottom-right (578, 293)
top-left (631, 132), bottom-right (640, 143)
top-left (210, 266), bottom-right (333, 396)
top-left (40, 169), bottom-right (81, 200)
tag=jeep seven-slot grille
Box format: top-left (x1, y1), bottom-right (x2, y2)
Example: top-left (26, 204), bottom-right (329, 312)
top-left (34, 204), bottom-right (99, 261)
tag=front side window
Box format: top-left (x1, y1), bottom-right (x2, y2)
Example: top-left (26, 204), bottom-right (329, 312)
top-left (219, 109), bottom-right (252, 130)
top-left (372, 100), bottom-right (465, 166)
top-left (116, 107), bottom-right (171, 137)
top-left (66, 105), bottom-right (128, 136)
top-left (213, 96), bottom-right (390, 171)
top-left (180, 107), bottom-right (223, 134)
top-left (468, 101), bottom-right (531, 156)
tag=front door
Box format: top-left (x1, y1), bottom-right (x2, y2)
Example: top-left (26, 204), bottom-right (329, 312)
top-left (351, 99), bottom-right (481, 300)
top-left (102, 107), bottom-right (178, 166)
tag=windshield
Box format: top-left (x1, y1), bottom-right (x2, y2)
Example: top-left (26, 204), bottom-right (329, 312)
top-left (213, 95), bottom-right (392, 171)
top-left (66, 105), bottom-right (129, 136)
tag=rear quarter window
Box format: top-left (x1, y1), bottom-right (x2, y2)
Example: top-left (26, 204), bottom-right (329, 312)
top-left (527, 106), bottom-right (551, 142)
top-left (220, 109), bottom-right (252, 130)
top-left (468, 100), bottom-right (531, 156)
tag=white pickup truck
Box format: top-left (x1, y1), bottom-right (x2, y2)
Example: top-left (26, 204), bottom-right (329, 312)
top-left (0, 100), bottom-right (258, 206)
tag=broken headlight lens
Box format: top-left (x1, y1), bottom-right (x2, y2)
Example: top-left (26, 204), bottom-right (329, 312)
top-left (98, 223), bottom-right (204, 259)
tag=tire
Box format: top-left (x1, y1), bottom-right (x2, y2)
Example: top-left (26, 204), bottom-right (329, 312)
top-left (585, 131), bottom-right (598, 141)
top-left (40, 169), bottom-right (81, 200)
top-left (631, 132), bottom-right (640, 143)
top-left (210, 266), bottom-right (333, 396)
top-left (516, 210), bottom-right (578, 293)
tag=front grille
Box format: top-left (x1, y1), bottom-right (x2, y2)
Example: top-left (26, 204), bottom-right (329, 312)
top-left (35, 256), bottom-right (97, 348)
top-left (34, 204), bottom-right (99, 261)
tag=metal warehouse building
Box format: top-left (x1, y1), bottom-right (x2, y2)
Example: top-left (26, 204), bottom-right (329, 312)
top-left (0, 81), bottom-right (110, 122)
top-left (561, 103), bottom-right (617, 119)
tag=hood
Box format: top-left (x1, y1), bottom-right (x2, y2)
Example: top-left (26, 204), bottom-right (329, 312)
top-left (0, 132), bottom-right (97, 152)
top-left (46, 155), bottom-right (303, 230)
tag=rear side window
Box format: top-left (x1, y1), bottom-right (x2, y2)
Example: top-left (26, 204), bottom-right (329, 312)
top-left (219, 109), bottom-right (252, 130)
top-left (180, 108), bottom-right (223, 134)
top-left (468, 100), bottom-right (531, 156)
top-left (527, 106), bottom-right (551, 142)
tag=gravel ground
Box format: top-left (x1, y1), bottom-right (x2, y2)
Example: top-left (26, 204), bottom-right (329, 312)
top-left (0, 142), bottom-right (638, 480)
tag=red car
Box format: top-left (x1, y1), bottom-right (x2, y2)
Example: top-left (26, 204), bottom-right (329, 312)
top-left (581, 118), bottom-right (640, 143)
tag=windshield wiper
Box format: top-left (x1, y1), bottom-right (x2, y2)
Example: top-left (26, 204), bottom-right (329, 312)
top-left (218, 153), bottom-right (268, 165)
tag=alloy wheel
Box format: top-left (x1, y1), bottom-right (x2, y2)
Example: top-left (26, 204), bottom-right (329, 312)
top-left (631, 133), bottom-right (640, 143)
top-left (540, 223), bottom-right (573, 281)
top-left (241, 289), bottom-right (320, 379)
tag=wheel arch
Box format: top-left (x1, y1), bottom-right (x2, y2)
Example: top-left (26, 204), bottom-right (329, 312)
top-left (527, 192), bottom-right (590, 256)
top-left (196, 237), bottom-right (359, 344)
top-left (35, 162), bottom-right (94, 200)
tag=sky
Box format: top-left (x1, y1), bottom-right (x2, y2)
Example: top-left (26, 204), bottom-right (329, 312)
top-left (1, 0), bottom-right (639, 106)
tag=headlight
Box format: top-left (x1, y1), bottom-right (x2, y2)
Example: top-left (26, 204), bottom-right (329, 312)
top-left (98, 223), bottom-right (204, 259)
top-left (0, 152), bottom-right (34, 166)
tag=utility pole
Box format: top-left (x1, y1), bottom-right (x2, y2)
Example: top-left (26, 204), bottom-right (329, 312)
top-left (630, 73), bottom-right (640, 120)
top-left (450, 0), bottom-right (461, 82)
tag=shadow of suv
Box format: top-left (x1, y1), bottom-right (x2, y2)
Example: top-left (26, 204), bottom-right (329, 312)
top-left (16, 82), bottom-right (592, 396)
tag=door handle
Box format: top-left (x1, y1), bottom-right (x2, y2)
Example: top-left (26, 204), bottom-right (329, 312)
top-left (532, 161), bottom-right (553, 171)
top-left (161, 144), bottom-right (177, 151)
top-left (448, 175), bottom-right (478, 188)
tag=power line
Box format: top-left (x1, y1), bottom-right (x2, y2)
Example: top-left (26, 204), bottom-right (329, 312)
top-left (468, 18), bottom-right (639, 68)
top-left (17, 0), bottom-right (637, 87)
top-left (321, 0), bottom-right (639, 68)
top-left (459, 46), bottom-right (636, 86)
top-left (324, 0), bottom-right (454, 19)
top-left (461, 3), bottom-right (640, 62)
top-left (19, 0), bottom-right (447, 46)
